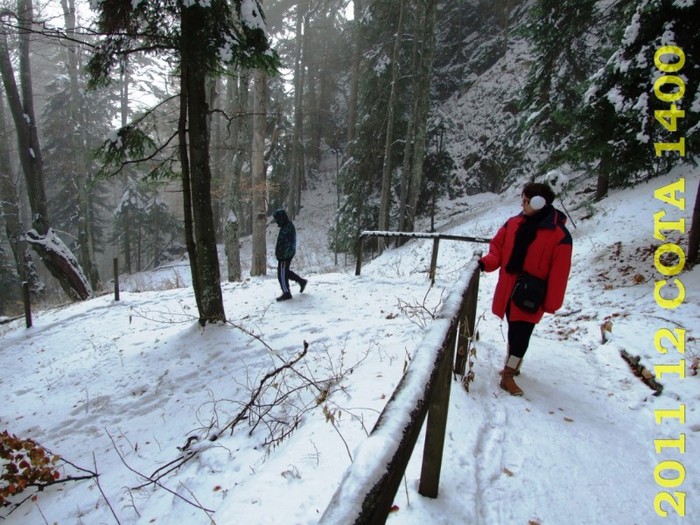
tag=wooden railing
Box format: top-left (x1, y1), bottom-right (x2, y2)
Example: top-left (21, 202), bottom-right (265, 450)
top-left (355, 231), bottom-right (490, 283)
top-left (319, 252), bottom-right (481, 525)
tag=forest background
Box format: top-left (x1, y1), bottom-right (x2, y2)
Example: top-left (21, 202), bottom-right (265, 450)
top-left (0, 0), bottom-right (698, 321)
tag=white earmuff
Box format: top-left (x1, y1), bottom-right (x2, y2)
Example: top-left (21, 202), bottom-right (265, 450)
top-left (530, 195), bottom-right (546, 210)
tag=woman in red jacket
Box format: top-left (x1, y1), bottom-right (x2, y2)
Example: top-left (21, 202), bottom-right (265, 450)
top-left (478, 182), bottom-right (572, 396)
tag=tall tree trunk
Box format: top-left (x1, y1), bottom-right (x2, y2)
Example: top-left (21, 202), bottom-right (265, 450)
top-left (120, 57), bottom-right (130, 127)
top-left (405, 0), bottom-right (437, 234)
top-left (118, 57), bottom-right (133, 273)
top-left (62, 0), bottom-right (101, 290)
top-left (225, 212), bottom-right (241, 281)
top-left (346, 0), bottom-right (362, 152)
top-left (123, 208), bottom-right (132, 273)
top-left (181, 3), bottom-right (225, 324)
top-left (178, 70), bottom-right (201, 312)
top-left (378, 0), bottom-right (405, 250)
top-left (208, 77), bottom-right (219, 233)
top-left (1, 3), bottom-right (47, 234)
top-left (225, 68), bottom-right (242, 282)
top-left (307, 66), bottom-right (319, 168)
top-left (0, 100), bottom-right (39, 294)
top-left (596, 151), bottom-right (611, 201)
top-left (250, 68), bottom-right (268, 276)
top-left (398, 1), bottom-right (422, 238)
top-left (289, 0), bottom-right (308, 218)
top-left (0, 1), bottom-right (90, 300)
top-left (236, 71), bottom-right (252, 236)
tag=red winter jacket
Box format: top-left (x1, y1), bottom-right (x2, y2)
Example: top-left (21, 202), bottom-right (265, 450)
top-left (480, 207), bottom-right (572, 324)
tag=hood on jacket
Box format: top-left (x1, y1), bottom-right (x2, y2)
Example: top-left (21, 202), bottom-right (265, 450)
top-left (531, 205), bottom-right (567, 230)
top-left (273, 209), bottom-right (289, 227)
top-left (548, 207), bottom-right (568, 228)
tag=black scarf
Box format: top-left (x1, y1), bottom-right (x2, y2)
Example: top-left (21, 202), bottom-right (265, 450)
top-left (505, 205), bottom-right (551, 274)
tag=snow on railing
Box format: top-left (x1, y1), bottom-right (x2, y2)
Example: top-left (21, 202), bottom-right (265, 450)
top-left (355, 230), bottom-right (490, 282)
top-left (319, 253), bottom-right (482, 525)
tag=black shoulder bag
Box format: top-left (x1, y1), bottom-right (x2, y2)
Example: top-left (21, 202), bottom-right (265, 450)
top-left (511, 272), bottom-right (547, 313)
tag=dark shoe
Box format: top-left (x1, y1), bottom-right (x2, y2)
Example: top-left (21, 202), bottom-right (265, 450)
top-left (276, 292), bottom-right (293, 301)
top-left (299, 279), bottom-right (308, 293)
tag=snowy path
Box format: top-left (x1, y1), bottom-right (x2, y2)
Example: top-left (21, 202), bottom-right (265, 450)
top-left (387, 330), bottom-right (683, 525)
top-left (384, 255), bottom-right (696, 525)
top-left (2, 168), bottom-right (697, 525)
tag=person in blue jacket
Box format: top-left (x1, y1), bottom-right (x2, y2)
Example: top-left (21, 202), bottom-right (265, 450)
top-left (273, 209), bottom-right (308, 301)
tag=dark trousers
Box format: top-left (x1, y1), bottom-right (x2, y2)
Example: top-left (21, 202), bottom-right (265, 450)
top-left (506, 303), bottom-right (536, 358)
top-left (277, 259), bottom-right (302, 294)
top-left (507, 320), bottom-right (536, 358)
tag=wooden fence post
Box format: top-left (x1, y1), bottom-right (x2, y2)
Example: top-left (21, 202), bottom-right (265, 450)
top-left (418, 328), bottom-right (457, 497)
top-left (454, 255), bottom-right (481, 375)
top-left (454, 320), bottom-right (470, 376)
top-left (113, 258), bottom-right (120, 301)
top-left (355, 235), bottom-right (364, 275)
top-left (319, 256), bottom-right (483, 524)
top-left (429, 238), bottom-right (440, 283)
top-left (22, 282), bottom-right (32, 328)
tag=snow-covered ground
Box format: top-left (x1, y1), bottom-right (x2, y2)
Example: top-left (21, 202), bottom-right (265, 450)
top-left (1, 160), bottom-right (698, 525)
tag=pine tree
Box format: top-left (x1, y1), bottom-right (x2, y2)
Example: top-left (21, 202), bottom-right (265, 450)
top-left (418, 127), bottom-right (454, 232)
top-left (335, 5), bottom-right (388, 251)
top-left (111, 179), bottom-right (151, 274)
top-left (580, 0), bottom-right (699, 198)
top-left (520, 0), bottom-right (615, 173)
top-left (111, 178), bottom-right (182, 273)
top-left (88, 0), bottom-right (279, 324)
top-left (335, 0), bottom-right (416, 252)
top-left (0, 242), bottom-right (21, 316)
top-left (42, 75), bottom-right (113, 284)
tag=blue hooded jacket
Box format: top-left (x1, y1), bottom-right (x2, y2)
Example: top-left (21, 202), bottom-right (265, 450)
top-left (273, 209), bottom-right (296, 260)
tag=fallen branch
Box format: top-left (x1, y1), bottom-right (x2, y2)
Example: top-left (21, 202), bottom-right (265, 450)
top-left (619, 350), bottom-right (664, 396)
top-left (105, 430), bottom-right (215, 516)
top-left (93, 453), bottom-right (121, 525)
top-left (142, 341), bottom-right (310, 486)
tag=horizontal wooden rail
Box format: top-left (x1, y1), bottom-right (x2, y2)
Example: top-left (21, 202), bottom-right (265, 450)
top-left (319, 253), bottom-right (482, 525)
top-left (356, 230), bottom-right (490, 282)
top-left (359, 230), bottom-right (491, 244)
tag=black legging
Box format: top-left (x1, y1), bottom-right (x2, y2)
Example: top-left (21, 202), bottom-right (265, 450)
top-left (506, 302), bottom-right (536, 358)
top-left (277, 259), bottom-right (302, 294)
top-left (507, 320), bottom-right (536, 358)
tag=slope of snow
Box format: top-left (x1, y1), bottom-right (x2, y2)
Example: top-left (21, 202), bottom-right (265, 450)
top-left (1, 161), bottom-right (698, 525)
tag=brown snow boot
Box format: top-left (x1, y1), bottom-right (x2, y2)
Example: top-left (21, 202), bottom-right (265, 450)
top-left (500, 355), bottom-right (524, 396)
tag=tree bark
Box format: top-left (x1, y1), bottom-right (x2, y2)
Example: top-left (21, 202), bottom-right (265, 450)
top-left (250, 68), bottom-right (268, 276)
top-left (595, 151), bottom-right (611, 201)
top-left (0, 6), bottom-right (47, 234)
top-left (208, 76), bottom-right (223, 237)
top-left (225, 67), bottom-right (242, 281)
top-left (178, 67), bottom-right (202, 314)
top-left (378, 0), bottom-right (405, 251)
top-left (61, 0), bottom-right (101, 290)
top-left (398, 1), bottom-right (422, 237)
top-left (236, 70), bottom-right (252, 236)
top-left (0, 1), bottom-right (91, 300)
top-left (0, 100), bottom-right (39, 294)
top-left (405, 0), bottom-right (438, 233)
top-left (181, 3), bottom-right (226, 324)
top-left (345, 0), bottom-right (362, 151)
top-left (289, 0), bottom-right (308, 218)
